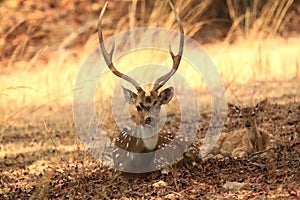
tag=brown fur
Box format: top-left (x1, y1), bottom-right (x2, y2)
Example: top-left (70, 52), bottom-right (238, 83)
top-left (206, 99), bottom-right (272, 159)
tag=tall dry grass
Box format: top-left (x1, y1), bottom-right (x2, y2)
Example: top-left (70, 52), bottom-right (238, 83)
top-left (225, 0), bottom-right (295, 41)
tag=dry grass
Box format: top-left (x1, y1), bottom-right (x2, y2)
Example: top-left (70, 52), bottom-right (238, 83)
top-left (225, 0), bottom-right (295, 41)
top-left (1, 36), bottom-right (299, 121)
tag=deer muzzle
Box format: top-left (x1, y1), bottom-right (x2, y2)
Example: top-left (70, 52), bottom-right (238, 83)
top-left (245, 121), bottom-right (252, 128)
top-left (145, 116), bottom-right (156, 126)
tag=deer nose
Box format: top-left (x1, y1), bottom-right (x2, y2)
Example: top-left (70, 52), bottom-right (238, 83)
top-left (145, 117), bottom-right (155, 126)
top-left (245, 121), bottom-right (251, 128)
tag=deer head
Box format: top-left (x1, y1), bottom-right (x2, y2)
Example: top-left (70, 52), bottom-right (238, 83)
top-left (122, 85), bottom-right (174, 127)
top-left (98, 0), bottom-right (184, 156)
top-left (228, 98), bottom-right (268, 129)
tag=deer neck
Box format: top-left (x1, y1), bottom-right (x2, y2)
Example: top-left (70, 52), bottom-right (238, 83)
top-left (136, 125), bottom-right (159, 151)
top-left (245, 122), bottom-right (259, 145)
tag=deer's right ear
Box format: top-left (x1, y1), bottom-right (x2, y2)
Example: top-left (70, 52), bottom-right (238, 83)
top-left (122, 86), bottom-right (138, 104)
top-left (227, 103), bottom-right (240, 115)
top-left (255, 98), bottom-right (268, 113)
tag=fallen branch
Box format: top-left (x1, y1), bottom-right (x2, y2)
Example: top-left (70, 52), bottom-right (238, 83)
top-left (248, 148), bottom-right (275, 160)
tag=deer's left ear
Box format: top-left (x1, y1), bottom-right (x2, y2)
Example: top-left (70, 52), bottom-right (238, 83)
top-left (158, 87), bottom-right (174, 104)
top-left (255, 98), bottom-right (268, 113)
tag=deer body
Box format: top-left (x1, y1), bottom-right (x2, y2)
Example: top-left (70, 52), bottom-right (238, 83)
top-left (206, 99), bottom-right (272, 158)
top-left (97, 0), bottom-right (192, 172)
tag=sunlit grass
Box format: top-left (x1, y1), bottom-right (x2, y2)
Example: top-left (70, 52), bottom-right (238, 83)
top-left (1, 37), bottom-right (300, 120)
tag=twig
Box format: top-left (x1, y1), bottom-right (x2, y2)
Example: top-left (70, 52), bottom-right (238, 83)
top-left (248, 148), bottom-right (274, 159)
top-left (248, 162), bottom-right (265, 168)
top-left (59, 20), bottom-right (96, 50)
top-left (43, 120), bottom-right (57, 150)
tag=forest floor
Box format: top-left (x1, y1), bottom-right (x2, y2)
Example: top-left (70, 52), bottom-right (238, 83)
top-left (1, 80), bottom-right (300, 199)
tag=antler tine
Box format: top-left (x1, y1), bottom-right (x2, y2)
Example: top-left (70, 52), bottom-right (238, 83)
top-left (152, 0), bottom-right (184, 92)
top-left (98, 1), bottom-right (144, 93)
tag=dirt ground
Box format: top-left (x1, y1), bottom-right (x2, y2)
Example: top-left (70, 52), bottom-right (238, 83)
top-left (1, 0), bottom-right (300, 199)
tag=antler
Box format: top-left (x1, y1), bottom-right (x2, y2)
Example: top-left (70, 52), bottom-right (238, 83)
top-left (98, 1), bottom-right (144, 94)
top-left (151, 0), bottom-right (184, 92)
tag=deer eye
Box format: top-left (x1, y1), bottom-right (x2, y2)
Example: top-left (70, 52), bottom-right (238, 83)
top-left (239, 115), bottom-right (243, 118)
top-left (136, 106), bottom-right (142, 111)
top-left (251, 113), bottom-right (256, 117)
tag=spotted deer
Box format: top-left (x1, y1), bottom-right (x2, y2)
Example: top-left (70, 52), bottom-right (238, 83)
top-left (205, 99), bottom-right (272, 159)
top-left (98, 0), bottom-right (197, 172)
